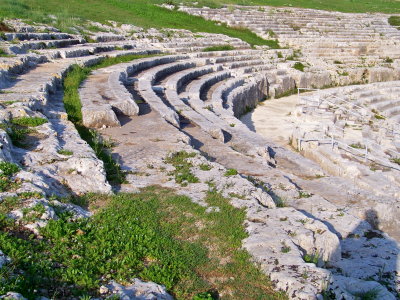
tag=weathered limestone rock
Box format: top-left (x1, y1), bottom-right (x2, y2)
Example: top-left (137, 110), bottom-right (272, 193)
top-left (0, 293), bottom-right (27, 300)
top-left (328, 275), bottom-right (396, 300)
top-left (0, 250), bottom-right (10, 269)
top-left (105, 279), bottom-right (173, 300)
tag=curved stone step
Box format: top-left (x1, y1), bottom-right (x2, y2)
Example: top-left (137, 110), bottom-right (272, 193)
top-left (136, 59), bottom-right (199, 127)
top-left (6, 38), bottom-right (84, 54)
top-left (3, 32), bottom-right (75, 41)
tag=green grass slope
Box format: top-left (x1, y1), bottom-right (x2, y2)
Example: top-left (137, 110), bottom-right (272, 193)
top-left (0, 0), bottom-right (275, 47)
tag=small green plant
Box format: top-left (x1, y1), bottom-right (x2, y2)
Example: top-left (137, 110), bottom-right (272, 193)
top-left (193, 292), bottom-right (214, 300)
top-left (384, 57), bottom-right (394, 63)
top-left (0, 161), bottom-right (20, 192)
top-left (57, 149), bottom-right (73, 155)
top-left (303, 251), bottom-right (320, 265)
top-left (349, 142), bottom-right (365, 149)
top-left (0, 48), bottom-right (13, 57)
top-left (277, 51), bottom-right (283, 58)
top-left (0, 100), bottom-right (17, 106)
top-left (0, 196), bottom-right (20, 214)
top-left (199, 163), bottom-right (212, 171)
top-left (390, 157), bottom-right (400, 165)
top-left (275, 197), bottom-right (286, 207)
top-left (296, 218), bottom-right (309, 225)
top-left (165, 151), bottom-right (199, 186)
top-left (337, 70), bottom-right (349, 76)
top-left (164, 0), bottom-right (177, 5)
top-left (293, 62), bottom-right (305, 72)
top-left (204, 105), bottom-right (213, 112)
top-left (266, 29), bottom-right (276, 37)
top-left (21, 203), bottom-right (46, 223)
top-left (301, 270), bottom-right (309, 279)
top-left (333, 60), bottom-right (343, 64)
top-left (5, 125), bottom-right (31, 148)
top-left (286, 49), bottom-right (301, 61)
top-left (275, 88), bottom-right (297, 99)
top-left (351, 287), bottom-right (381, 300)
top-left (224, 168), bottom-right (238, 176)
top-left (0, 161), bottom-right (20, 176)
top-left (374, 114), bottom-right (386, 120)
top-left (18, 191), bottom-right (43, 199)
top-left (281, 245), bottom-right (291, 253)
top-left (229, 123), bottom-right (236, 127)
top-left (297, 191), bottom-right (312, 198)
top-left (202, 45), bottom-right (235, 52)
top-left (11, 117), bottom-right (48, 127)
top-left (228, 192), bottom-right (246, 199)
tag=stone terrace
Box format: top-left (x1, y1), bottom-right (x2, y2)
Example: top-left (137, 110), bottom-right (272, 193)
top-left (181, 5), bottom-right (400, 87)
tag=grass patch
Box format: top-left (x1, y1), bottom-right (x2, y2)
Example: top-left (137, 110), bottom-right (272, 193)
top-left (57, 149), bottom-right (73, 156)
top-left (0, 121), bottom-right (34, 149)
top-left (17, 191), bottom-right (43, 200)
top-left (0, 48), bottom-right (9, 57)
top-left (62, 54), bottom-right (157, 184)
top-left (202, 44), bottom-right (235, 52)
top-left (11, 117), bottom-right (48, 127)
top-left (389, 16), bottom-right (400, 27)
top-left (165, 151), bottom-right (199, 186)
top-left (0, 161), bottom-right (20, 176)
top-left (0, 161), bottom-right (20, 192)
top-left (293, 62), bottom-right (305, 72)
top-left (0, 117), bottom-right (47, 149)
top-left (224, 168), bottom-right (238, 176)
top-left (0, 186), bottom-right (287, 299)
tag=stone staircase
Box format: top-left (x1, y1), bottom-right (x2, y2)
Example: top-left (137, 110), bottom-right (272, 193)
top-left (180, 5), bottom-right (400, 87)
